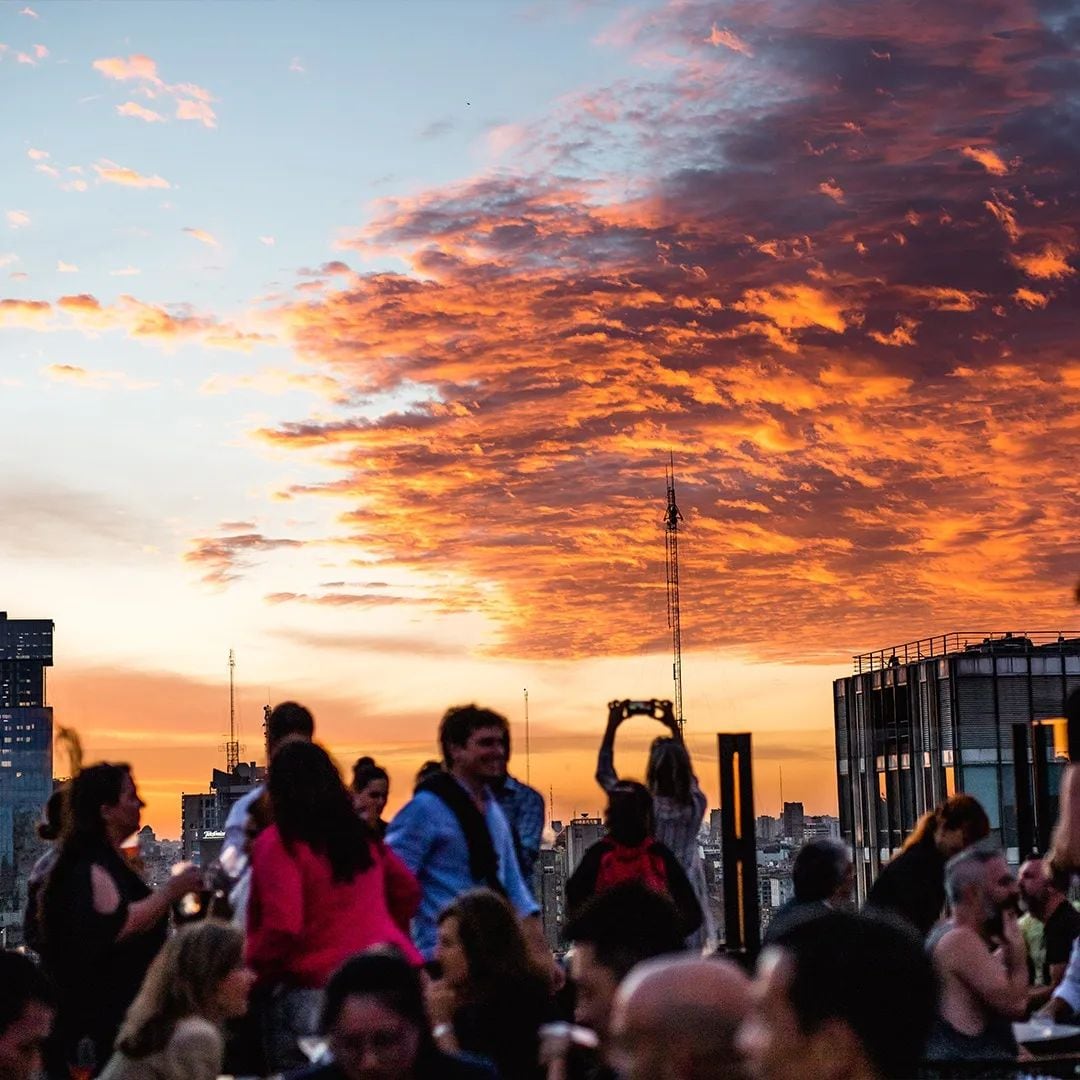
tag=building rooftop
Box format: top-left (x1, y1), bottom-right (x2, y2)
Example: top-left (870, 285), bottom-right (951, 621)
top-left (852, 631), bottom-right (1080, 674)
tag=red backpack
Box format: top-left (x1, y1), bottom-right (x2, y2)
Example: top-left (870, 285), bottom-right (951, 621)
top-left (593, 838), bottom-right (670, 897)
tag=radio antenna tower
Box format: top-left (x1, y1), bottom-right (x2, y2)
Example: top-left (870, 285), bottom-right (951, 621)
top-left (664, 454), bottom-right (685, 733)
top-left (225, 649), bottom-right (240, 773)
top-left (523, 688), bottom-right (531, 786)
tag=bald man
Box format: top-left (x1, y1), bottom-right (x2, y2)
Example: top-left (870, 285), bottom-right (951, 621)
top-left (609, 955), bottom-right (751, 1080)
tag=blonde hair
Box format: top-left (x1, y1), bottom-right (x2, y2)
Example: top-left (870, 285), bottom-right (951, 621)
top-left (116, 920), bottom-right (243, 1059)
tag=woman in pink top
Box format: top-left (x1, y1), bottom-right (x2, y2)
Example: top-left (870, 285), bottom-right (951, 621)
top-left (247, 740), bottom-right (421, 1071)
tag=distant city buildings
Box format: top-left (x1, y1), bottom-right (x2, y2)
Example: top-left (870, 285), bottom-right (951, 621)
top-left (181, 762), bottom-right (265, 865)
top-left (835, 631), bottom-right (1080, 902)
top-left (0, 612), bottom-right (54, 940)
top-left (781, 801), bottom-right (805, 844)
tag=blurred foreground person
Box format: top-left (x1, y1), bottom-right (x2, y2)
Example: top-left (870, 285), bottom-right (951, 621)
top-left (23, 787), bottom-right (66, 951)
top-left (566, 781), bottom-right (702, 939)
top-left (739, 910), bottom-right (935, 1080)
top-left (0, 951), bottom-right (55, 1080)
top-left (492, 731), bottom-right (545, 879)
top-left (596, 700), bottom-right (712, 949)
top-left (866, 794), bottom-right (990, 936)
top-left (293, 951), bottom-right (496, 1080)
top-left (430, 889), bottom-right (553, 1078)
top-left (925, 843), bottom-right (1024, 1063)
top-left (38, 762), bottom-right (203, 1075)
top-left (763, 838), bottom-right (853, 945)
top-left (100, 921), bottom-right (253, 1080)
top-left (248, 741), bottom-right (421, 1071)
top-left (550, 882), bottom-right (686, 1080)
top-left (609, 955), bottom-right (750, 1080)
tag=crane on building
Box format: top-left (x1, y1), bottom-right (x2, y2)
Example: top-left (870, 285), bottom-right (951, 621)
top-left (664, 454), bottom-right (685, 733)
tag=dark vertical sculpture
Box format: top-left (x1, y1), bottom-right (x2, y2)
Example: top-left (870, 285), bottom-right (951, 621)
top-left (718, 733), bottom-right (760, 960)
top-left (1012, 723), bottom-right (1035, 860)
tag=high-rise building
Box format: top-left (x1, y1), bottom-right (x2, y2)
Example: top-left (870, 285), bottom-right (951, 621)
top-left (537, 844), bottom-right (568, 951)
top-left (755, 814), bottom-right (780, 842)
top-left (564, 814), bottom-right (604, 875)
top-left (0, 612), bottom-right (54, 934)
top-left (781, 802), bottom-right (805, 843)
top-left (181, 762), bottom-right (264, 865)
top-left (835, 631), bottom-right (1080, 902)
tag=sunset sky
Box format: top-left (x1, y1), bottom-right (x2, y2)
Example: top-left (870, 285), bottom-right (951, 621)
top-left (3, 0), bottom-right (1078, 836)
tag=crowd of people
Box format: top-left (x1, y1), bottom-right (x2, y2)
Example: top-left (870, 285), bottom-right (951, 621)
top-left (6, 697), bottom-right (1080, 1079)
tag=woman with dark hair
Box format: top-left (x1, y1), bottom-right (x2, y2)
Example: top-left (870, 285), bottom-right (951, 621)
top-left (295, 949), bottom-right (496, 1080)
top-left (247, 741), bottom-right (421, 1071)
top-left (351, 757), bottom-right (390, 837)
top-left (37, 763), bottom-right (203, 1074)
top-left (23, 785), bottom-right (66, 950)
top-left (351, 756), bottom-right (421, 936)
top-left (565, 781), bottom-right (703, 938)
top-left (428, 889), bottom-right (553, 1079)
top-left (867, 793), bottom-right (991, 936)
top-left (595, 700), bottom-right (713, 948)
top-left (100, 921), bottom-right (253, 1080)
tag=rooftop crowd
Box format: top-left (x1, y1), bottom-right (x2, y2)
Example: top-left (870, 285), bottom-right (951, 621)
top-left (5, 697), bottom-right (1080, 1080)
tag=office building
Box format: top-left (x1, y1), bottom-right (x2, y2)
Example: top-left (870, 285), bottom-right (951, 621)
top-left (537, 844), bottom-right (568, 950)
top-left (564, 814), bottom-right (604, 875)
top-left (835, 631), bottom-right (1080, 902)
top-left (0, 613), bottom-right (54, 938)
top-left (781, 802), bottom-right (805, 843)
top-left (181, 761), bottom-right (264, 865)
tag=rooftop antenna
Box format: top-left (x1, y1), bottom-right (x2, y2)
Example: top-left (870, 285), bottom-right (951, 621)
top-left (549, 784), bottom-right (555, 825)
top-left (523, 688), bottom-right (531, 786)
top-left (225, 649), bottom-right (240, 773)
top-left (664, 453), bottom-right (685, 733)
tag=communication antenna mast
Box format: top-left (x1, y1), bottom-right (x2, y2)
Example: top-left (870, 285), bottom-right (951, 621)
top-left (225, 649), bottom-right (240, 773)
top-left (523, 688), bottom-right (531, 786)
top-left (664, 454), bottom-right (685, 733)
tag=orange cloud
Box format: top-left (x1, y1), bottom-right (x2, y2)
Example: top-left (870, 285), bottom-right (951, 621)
top-left (961, 145), bottom-right (1009, 175)
top-left (182, 226), bottom-right (220, 248)
top-left (0, 298), bottom-right (50, 326)
top-left (43, 363), bottom-right (156, 390)
top-left (1011, 243), bottom-right (1075, 280)
top-left (6, 210), bottom-right (31, 229)
top-left (705, 24), bottom-right (753, 56)
top-left (27, 147), bottom-right (48, 161)
top-left (818, 178), bottom-right (845, 202)
top-left (93, 160), bottom-right (171, 189)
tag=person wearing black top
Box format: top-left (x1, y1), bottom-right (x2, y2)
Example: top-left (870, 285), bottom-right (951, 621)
top-left (36, 763), bottom-right (203, 1076)
top-left (291, 950), bottom-right (496, 1080)
top-left (1019, 856), bottom-right (1080, 1008)
top-left (429, 889), bottom-right (555, 1079)
top-left (566, 781), bottom-right (702, 939)
top-left (866, 794), bottom-right (990, 937)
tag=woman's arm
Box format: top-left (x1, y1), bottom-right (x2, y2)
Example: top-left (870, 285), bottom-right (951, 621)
top-left (92, 863), bottom-right (202, 941)
top-left (595, 702), bottom-right (623, 792)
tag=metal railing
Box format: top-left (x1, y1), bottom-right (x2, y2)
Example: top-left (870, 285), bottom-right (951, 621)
top-left (853, 631), bottom-right (1080, 674)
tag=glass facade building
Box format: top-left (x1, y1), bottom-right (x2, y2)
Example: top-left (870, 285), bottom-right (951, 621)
top-left (0, 614), bottom-right (54, 920)
top-left (834, 632), bottom-right (1080, 903)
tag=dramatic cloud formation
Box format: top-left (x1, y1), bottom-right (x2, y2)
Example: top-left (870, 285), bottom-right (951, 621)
top-left (184, 531), bottom-right (304, 587)
top-left (238, 0), bottom-right (1080, 663)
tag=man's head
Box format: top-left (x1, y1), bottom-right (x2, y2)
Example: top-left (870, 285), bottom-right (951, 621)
top-left (438, 705), bottom-right (508, 786)
top-left (266, 701), bottom-right (314, 756)
top-left (1018, 857), bottom-right (1068, 921)
top-left (738, 911), bottom-right (936, 1080)
top-left (611, 956), bottom-right (751, 1080)
top-left (791, 839), bottom-right (853, 905)
top-left (563, 882), bottom-right (685, 1050)
top-left (945, 841), bottom-right (1018, 928)
top-left (0, 952), bottom-right (55, 1080)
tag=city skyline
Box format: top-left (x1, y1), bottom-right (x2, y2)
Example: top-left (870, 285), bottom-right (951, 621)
top-left (3, 1), bottom-right (1078, 834)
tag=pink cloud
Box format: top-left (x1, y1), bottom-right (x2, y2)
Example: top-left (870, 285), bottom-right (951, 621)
top-left (6, 210), bottom-right (31, 229)
top-left (705, 24), bottom-right (753, 56)
top-left (117, 101), bottom-right (165, 123)
top-left (182, 226), bottom-right (221, 248)
top-left (93, 160), bottom-right (171, 189)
